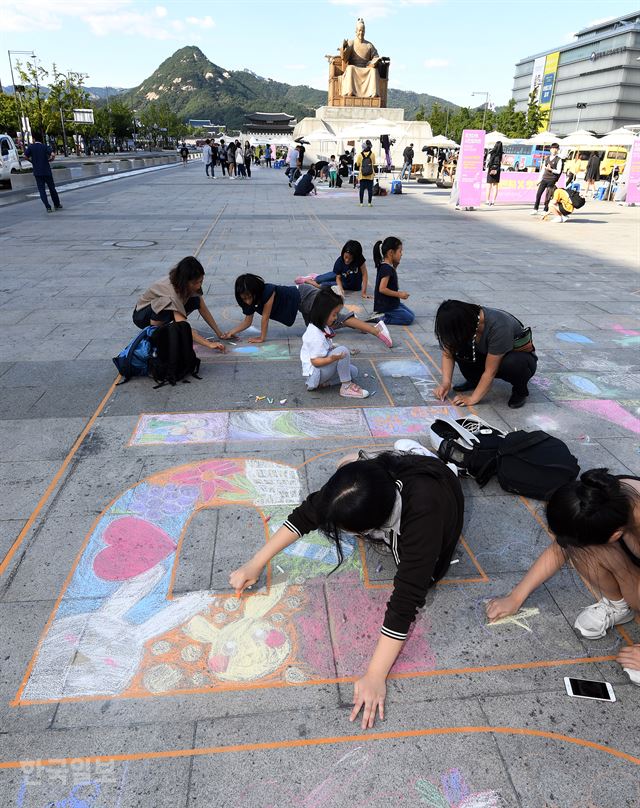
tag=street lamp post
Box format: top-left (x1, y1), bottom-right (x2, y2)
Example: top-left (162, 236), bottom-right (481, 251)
top-left (472, 91), bottom-right (490, 130)
top-left (576, 102), bottom-right (587, 130)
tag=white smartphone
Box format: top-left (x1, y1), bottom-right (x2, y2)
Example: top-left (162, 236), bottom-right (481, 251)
top-left (564, 676), bottom-right (616, 702)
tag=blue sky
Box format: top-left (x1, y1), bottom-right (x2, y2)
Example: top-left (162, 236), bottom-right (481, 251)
top-left (2, 1), bottom-right (636, 106)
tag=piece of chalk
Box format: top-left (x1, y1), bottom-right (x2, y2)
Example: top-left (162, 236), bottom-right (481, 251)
top-left (375, 562), bottom-right (383, 573)
top-left (450, 559), bottom-right (460, 565)
top-left (280, 399), bottom-right (287, 405)
top-left (276, 565), bottom-right (284, 574)
top-left (229, 341), bottom-right (237, 346)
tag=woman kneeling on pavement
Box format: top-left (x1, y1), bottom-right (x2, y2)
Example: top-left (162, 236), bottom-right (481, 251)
top-left (487, 469), bottom-right (640, 684)
top-left (133, 256), bottom-right (225, 351)
top-left (434, 300), bottom-right (537, 409)
top-left (230, 442), bottom-right (464, 729)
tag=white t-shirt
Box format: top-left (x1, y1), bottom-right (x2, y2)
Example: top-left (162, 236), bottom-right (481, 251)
top-left (288, 148), bottom-right (299, 167)
top-left (300, 324), bottom-right (333, 377)
top-left (202, 144), bottom-right (212, 163)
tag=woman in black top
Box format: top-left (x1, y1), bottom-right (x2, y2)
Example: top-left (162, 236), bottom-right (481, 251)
top-left (584, 152), bottom-right (602, 196)
top-left (434, 300), bottom-right (537, 409)
top-left (487, 469), bottom-right (640, 684)
top-left (293, 166), bottom-right (317, 196)
top-left (230, 449), bottom-right (464, 728)
top-left (485, 141), bottom-right (503, 206)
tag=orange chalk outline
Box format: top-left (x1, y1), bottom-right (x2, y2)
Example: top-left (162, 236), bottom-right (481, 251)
top-left (0, 725), bottom-right (637, 769)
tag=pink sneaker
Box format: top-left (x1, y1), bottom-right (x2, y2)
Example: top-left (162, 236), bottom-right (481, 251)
top-left (340, 382), bottom-right (370, 399)
top-left (295, 274), bottom-right (318, 284)
top-left (375, 321), bottom-right (393, 348)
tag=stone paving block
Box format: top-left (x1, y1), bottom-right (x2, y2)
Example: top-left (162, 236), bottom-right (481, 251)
top-left (0, 461), bottom-right (60, 520)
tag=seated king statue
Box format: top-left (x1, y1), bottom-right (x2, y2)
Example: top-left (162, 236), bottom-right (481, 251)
top-left (340, 18), bottom-right (381, 97)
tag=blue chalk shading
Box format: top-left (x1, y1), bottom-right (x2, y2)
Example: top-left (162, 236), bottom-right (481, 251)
top-left (376, 360), bottom-right (431, 378)
top-left (565, 375), bottom-right (601, 395)
top-left (555, 332), bottom-right (594, 344)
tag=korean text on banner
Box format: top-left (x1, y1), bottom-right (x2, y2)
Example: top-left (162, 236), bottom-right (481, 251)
top-left (626, 138), bottom-right (640, 204)
top-left (458, 129), bottom-right (485, 208)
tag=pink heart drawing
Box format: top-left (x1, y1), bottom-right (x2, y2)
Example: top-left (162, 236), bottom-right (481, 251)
top-left (93, 516), bottom-right (176, 581)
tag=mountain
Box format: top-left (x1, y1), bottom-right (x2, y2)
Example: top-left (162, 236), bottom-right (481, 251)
top-left (3, 85), bottom-right (127, 101)
top-left (120, 46), bottom-right (458, 130)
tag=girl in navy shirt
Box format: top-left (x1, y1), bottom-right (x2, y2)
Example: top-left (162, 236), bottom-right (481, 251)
top-left (296, 240), bottom-right (371, 299)
top-left (223, 273), bottom-right (392, 347)
top-left (372, 236), bottom-right (414, 326)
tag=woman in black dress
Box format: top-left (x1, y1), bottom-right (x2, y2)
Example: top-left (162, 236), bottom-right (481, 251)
top-left (485, 140), bottom-right (503, 206)
top-left (584, 151), bottom-right (602, 196)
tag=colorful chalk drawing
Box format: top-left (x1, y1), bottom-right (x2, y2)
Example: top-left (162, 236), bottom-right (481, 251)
top-left (415, 768), bottom-right (502, 807)
top-left (18, 457), bottom-right (438, 703)
top-left (531, 372), bottom-right (640, 401)
top-left (376, 359), bottom-right (440, 403)
top-left (611, 323), bottom-right (640, 347)
top-left (487, 607), bottom-right (540, 632)
top-left (555, 332), bottom-right (594, 344)
top-left (565, 399), bottom-right (640, 435)
top-left (130, 405), bottom-right (459, 446)
top-left (195, 342), bottom-right (292, 361)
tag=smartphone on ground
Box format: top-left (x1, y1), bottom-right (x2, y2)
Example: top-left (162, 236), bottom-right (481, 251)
top-left (563, 677), bottom-right (616, 702)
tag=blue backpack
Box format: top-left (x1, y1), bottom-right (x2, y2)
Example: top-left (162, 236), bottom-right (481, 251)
top-left (113, 327), bottom-right (156, 383)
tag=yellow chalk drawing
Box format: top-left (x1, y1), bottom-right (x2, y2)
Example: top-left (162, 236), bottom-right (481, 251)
top-left (488, 607), bottom-right (540, 632)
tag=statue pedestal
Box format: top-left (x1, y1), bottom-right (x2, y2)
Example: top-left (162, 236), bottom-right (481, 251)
top-left (293, 107), bottom-right (433, 171)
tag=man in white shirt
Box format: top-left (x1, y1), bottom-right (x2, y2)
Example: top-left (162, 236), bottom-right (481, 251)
top-left (202, 139), bottom-right (213, 178)
top-left (287, 146), bottom-right (299, 187)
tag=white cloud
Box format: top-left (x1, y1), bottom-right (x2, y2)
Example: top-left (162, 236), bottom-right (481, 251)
top-left (423, 58), bottom-right (449, 68)
top-left (0, 0), bottom-right (214, 40)
top-left (186, 15), bottom-right (215, 29)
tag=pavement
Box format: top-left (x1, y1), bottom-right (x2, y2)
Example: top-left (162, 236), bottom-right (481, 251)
top-left (0, 161), bottom-right (639, 807)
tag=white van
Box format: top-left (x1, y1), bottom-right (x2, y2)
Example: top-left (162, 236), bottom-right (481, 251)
top-left (0, 134), bottom-right (24, 182)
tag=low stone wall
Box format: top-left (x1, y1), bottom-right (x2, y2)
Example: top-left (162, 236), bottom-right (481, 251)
top-left (9, 153), bottom-right (184, 191)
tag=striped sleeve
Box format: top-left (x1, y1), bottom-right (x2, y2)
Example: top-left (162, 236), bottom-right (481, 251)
top-left (284, 490), bottom-right (323, 538)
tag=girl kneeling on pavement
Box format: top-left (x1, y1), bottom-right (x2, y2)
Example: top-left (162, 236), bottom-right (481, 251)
top-left (434, 300), bottom-right (537, 409)
top-left (371, 236), bottom-right (415, 326)
top-left (230, 442), bottom-right (464, 728)
top-left (133, 256), bottom-right (225, 351)
top-left (301, 288), bottom-right (369, 399)
top-left (487, 469), bottom-right (640, 684)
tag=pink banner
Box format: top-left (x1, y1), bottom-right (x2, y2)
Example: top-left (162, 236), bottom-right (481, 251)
top-left (458, 129), bottom-right (485, 208)
top-left (625, 138), bottom-right (640, 204)
top-left (482, 171), bottom-right (566, 203)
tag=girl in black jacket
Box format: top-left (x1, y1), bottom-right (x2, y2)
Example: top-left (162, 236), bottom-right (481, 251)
top-left (230, 448), bottom-right (463, 729)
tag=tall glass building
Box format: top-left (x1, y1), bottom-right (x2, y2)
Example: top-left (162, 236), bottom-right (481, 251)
top-left (512, 11), bottom-right (640, 135)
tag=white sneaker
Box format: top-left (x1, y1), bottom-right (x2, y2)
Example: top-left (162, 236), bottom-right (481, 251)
top-left (551, 216), bottom-right (564, 223)
top-left (340, 382), bottom-right (369, 399)
top-left (574, 597), bottom-right (634, 639)
top-left (375, 321), bottom-right (393, 348)
top-left (529, 210), bottom-right (540, 216)
top-left (561, 215), bottom-right (569, 222)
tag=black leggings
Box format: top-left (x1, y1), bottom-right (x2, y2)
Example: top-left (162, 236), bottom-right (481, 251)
top-left (132, 296), bottom-right (201, 329)
top-left (359, 178), bottom-right (374, 203)
top-left (456, 351), bottom-right (537, 395)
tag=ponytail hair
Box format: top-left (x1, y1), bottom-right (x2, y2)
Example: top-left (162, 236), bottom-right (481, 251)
top-left (373, 236), bottom-right (402, 269)
top-left (546, 468), bottom-right (635, 548)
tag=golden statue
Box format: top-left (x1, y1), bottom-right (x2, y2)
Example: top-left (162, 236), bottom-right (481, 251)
top-left (326, 18), bottom-right (390, 108)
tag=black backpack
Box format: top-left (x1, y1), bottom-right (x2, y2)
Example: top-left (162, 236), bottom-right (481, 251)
top-left (568, 189), bottom-right (585, 209)
top-left (493, 430), bottom-right (580, 500)
top-left (429, 416), bottom-right (506, 484)
top-left (360, 151), bottom-right (373, 176)
top-left (148, 321), bottom-right (202, 388)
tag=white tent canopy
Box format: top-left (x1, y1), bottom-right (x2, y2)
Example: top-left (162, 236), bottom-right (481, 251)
top-left (599, 127), bottom-right (638, 146)
top-left (424, 135), bottom-right (459, 148)
top-left (532, 131), bottom-right (564, 144)
top-left (484, 131), bottom-right (512, 148)
top-left (558, 130), bottom-right (600, 147)
top-left (299, 127), bottom-right (339, 142)
top-left (334, 118), bottom-right (407, 140)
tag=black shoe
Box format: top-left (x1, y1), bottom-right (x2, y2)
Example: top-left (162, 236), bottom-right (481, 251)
top-left (453, 380), bottom-right (475, 392)
top-left (508, 387), bottom-right (529, 409)
top-left (54, 205), bottom-right (63, 210)
top-left (46, 207), bottom-right (53, 213)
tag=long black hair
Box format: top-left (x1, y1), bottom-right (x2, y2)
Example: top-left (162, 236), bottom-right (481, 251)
top-left (234, 273), bottom-right (265, 307)
top-left (341, 239), bottom-right (364, 267)
top-left (547, 469), bottom-right (637, 549)
top-left (434, 299), bottom-right (481, 356)
top-left (308, 288), bottom-right (343, 330)
top-left (169, 256), bottom-right (205, 299)
top-left (315, 452), bottom-right (454, 568)
top-left (489, 141), bottom-right (503, 162)
top-left (373, 236), bottom-right (402, 269)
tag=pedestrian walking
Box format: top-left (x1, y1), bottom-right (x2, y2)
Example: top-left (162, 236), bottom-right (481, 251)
top-left (202, 139), bottom-right (213, 178)
top-left (584, 152), bottom-right (602, 196)
top-left (219, 140), bottom-right (228, 177)
top-left (485, 140), bottom-right (503, 206)
top-left (179, 143), bottom-right (189, 166)
top-left (355, 140), bottom-right (376, 207)
top-left (264, 143), bottom-right (272, 168)
top-left (227, 140), bottom-right (237, 177)
top-left (24, 132), bottom-right (62, 212)
top-left (400, 143), bottom-right (414, 181)
top-left (235, 142), bottom-right (246, 178)
top-left (244, 140), bottom-right (252, 178)
top-left (287, 145), bottom-right (300, 187)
